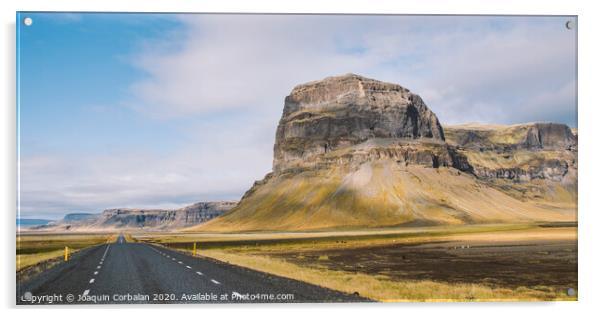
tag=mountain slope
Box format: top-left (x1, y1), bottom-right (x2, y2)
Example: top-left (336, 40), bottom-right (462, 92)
top-left (196, 142), bottom-right (572, 232)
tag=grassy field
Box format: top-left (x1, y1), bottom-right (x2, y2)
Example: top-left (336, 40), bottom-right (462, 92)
top-left (17, 233), bottom-right (113, 271)
top-left (134, 223), bottom-right (577, 302)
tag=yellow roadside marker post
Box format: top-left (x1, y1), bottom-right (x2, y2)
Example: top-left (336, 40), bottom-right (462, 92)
top-left (64, 246), bottom-right (69, 261)
top-left (193, 242), bottom-right (197, 256)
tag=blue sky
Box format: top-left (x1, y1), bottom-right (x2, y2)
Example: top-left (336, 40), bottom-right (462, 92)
top-left (17, 13), bottom-right (577, 219)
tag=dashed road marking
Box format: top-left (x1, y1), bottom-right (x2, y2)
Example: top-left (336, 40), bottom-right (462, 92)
top-left (102, 244), bottom-right (110, 259)
top-left (97, 266), bottom-right (101, 269)
top-left (83, 289), bottom-right (90, 296)
top-left (94, 271), bottom-right (98, 275)
top-left (89, 279), bottom-right (95, 284)
top-left (146, 244), bottom-right (225, 287)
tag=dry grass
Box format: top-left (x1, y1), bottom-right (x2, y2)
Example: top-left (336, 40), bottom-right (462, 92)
top-left (191, 162), bottom-right (572, 232)
top-left (17, 249), bottom-right (67, 271)
top-left (150, 225), bottom-right (576, 302)
top-left (16, 233), bottom-right (113, 271)
top-left (187, 248), bottom-right (575, 302)
top-left (136, 223), bottom-right (540, 250)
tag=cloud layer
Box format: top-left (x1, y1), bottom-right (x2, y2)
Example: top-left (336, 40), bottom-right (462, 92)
top-left (131, 15), bottom-right (576, 125)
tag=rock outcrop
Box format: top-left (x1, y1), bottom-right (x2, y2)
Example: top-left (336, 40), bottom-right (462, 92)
top-left (274, 74), bottom-right (445, 172)
top-left (195, 74), bottom-right (577, 232)
top-left (445, 122), bottom-right (576, 151)
top-left (444, 123), bottom-right (577, 187)
top-left (443, 123), bottom-right (577, 208)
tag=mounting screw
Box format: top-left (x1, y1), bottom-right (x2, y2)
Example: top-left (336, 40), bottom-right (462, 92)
top-left (567, 288), bottom-right (576, 296)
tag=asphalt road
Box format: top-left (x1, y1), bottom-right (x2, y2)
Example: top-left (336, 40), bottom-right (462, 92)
top-left (17, 235), bottom-right (368, 305)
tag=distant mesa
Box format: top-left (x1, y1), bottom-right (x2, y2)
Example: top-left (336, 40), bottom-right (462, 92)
top-left (63, 213), bottom-right (97, 222)
top-left (194, 74), bottom-right (577, 232)
top-left (28, 201), bottom-right (237, 232)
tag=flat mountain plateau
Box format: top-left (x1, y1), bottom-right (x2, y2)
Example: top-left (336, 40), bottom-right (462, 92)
top-left (195, 74), bottom-right (576, 232)
top-left (28, 201), bottom-right (237, 232)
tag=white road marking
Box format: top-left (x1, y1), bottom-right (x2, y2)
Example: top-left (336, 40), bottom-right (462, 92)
top-left (210, 279), bottom-right (221, 285)
top-left (196, 271), bottom-right (203, 276)
top-left (172, 258), bottom-right (176, 261)
top-left (89, 279), bottom-right (95, 284)
top-left (94, 271), bottom-right (98, 275)
top-left (102, 244), bottom-right (110, 259)
top-left (186, 265), bottom-right (191, 269)
top-left (97, 266), bottom-right (101, 269)
top-left (83, 289), bottom-right (90, 296)
top-left (178, 261), bottom-right (183, 264)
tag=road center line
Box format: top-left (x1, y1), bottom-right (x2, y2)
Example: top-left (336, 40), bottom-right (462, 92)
top-left (89, 279), bottom-right (95, 284)
top-left (83, 289), bottom-right (90, 296)
top-left (97, 266), bottom-right (101, 269)
top-left (178, 261), bottom-right (183, 264)
top-left (210, 279), bottom-right (221, 285)
top-left (186, 265), bottom-right (191, 269)
top-left (102, 244), bottom-right (110, 259)
top-left (196, 271), bottom-right (203, 275)
top-left (94, 271), bottom-right (98, 275)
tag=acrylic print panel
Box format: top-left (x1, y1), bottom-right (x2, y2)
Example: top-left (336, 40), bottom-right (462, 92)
top-left (16, 12), bottom-right (577, 304)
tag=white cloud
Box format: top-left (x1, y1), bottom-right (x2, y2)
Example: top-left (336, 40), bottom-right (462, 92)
top-left (128, 15), bottom-right (380, 117)
top-left (128, 15), bottom-right (576, 126)
top-left (19, 115), bottom-right (275, 219)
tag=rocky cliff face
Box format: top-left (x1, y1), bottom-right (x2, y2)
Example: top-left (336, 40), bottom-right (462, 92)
top-left (31, 201), bottom-right (237, 231)
top-left (446, 123), bottom-right (576, 151)
top-left (523, 123), bottom-right (576, 150)
top-left (101, 201), bottom-right (237, 229)
top-left (444, 123), bottom-right (577, 183)
top-left (273, 74), bottom-right (445, 173)
top-left (196, 74), bottom-right (576, 232)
